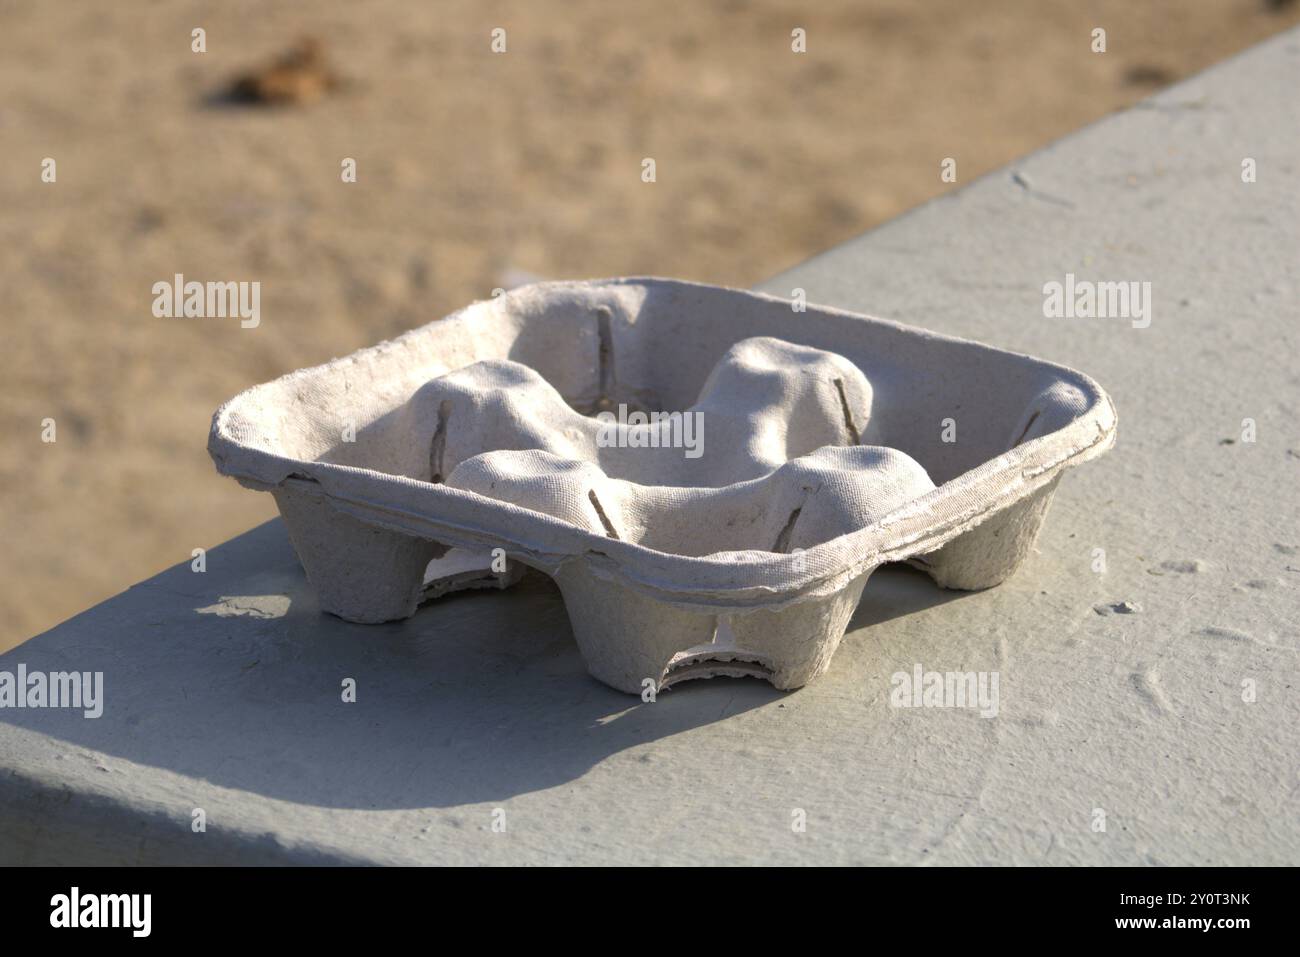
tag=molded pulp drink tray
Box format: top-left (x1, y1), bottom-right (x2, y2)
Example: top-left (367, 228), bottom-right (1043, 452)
top-left (208, 279), bottom-right (1117, 693)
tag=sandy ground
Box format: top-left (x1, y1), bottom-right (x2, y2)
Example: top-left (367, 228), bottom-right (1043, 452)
top-left (3, 0), bottom-right (1299, 651)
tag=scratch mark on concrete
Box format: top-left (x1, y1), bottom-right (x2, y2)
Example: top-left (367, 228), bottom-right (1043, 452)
top-left (1010, 170), bottom-right (1076, 208)
top-left (1130, 668), bottom-right (1173, 716)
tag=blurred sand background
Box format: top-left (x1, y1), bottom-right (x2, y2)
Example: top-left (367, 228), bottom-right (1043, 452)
top-left (3, 0), bottom-right (1298, 651)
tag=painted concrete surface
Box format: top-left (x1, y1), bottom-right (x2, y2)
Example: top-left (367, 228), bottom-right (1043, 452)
top-left (2, 29), bottom-right (1297, 865)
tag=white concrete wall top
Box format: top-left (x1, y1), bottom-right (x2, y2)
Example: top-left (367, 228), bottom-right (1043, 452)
top-left (2, 28), bottom-right (1297, 866)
